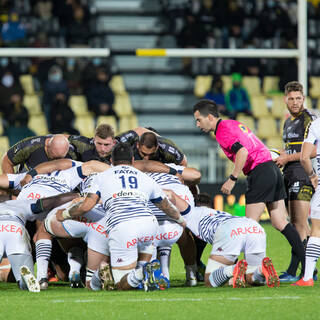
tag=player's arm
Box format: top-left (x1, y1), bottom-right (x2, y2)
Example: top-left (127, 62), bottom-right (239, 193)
top-left (1, 154), bottom-right (15, 174)
top-left (154, 196), bottom-right (186, 228)
top-left (0, 174), bottom-right (13, 190)
top-left (301, 141), bottom-right (318, 189)
top-left (221, 144), bottom-right (248, 195)
top-left (181, 167), bottom-right (201, 186)
top-left (20, 159), bottom-right (74, 186)
top-left (56, 193), bottom-right (99, 221)
top-left (33, 192), bottom-right (80, 213)
top-left (81, 160), bottom-right (110, 176)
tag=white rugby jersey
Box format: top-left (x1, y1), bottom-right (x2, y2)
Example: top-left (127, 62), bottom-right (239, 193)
top-left (185, 206), bottom-right (238, 244)
top-left (147, 164), bottom-right (194, 222)
top-left (16, 161), bottom-right (86, 200)
top-left (85, 165), bottom-right (165, 233)
top-left (304, 118), bottom-right (320, 179)
top-left (0, 199), bottom-right (42, 225)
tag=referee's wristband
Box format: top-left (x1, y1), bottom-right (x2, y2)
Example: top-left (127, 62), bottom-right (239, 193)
top-left (62, 208), bottom-right (72, 220)
top-left (169, 167), bottom-right (177, 175)
top-left (27, 168), bottom-right (38, 178)
top-left (229, 174), bottom-right (238, 182)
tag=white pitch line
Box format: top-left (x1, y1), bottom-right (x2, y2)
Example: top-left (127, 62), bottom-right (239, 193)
top-left (51, 296), bottom-right (301, 304)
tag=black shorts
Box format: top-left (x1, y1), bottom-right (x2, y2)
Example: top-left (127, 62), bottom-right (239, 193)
top-left (246, 161), bottom-right (287, 205)
top-left (284, 168), bottom-right (314, 202)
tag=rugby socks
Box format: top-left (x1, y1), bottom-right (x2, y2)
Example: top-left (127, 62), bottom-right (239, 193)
top-left (86, 268), bottom-right (94, 285)
top-left (208, 266), bottom-right (232, 287)
top-left (281, 223), bottom-right (305, 274)
top-left (287, 238), bottom-right (308, 276)
top-left (158, 247), bottom-right (171, 279)
top-left (194, 237), bottom-right (207, 265)
top-left (127, 268), bottom-right (144, 288)
top-left (90, 270), bottom-right (102, 291)
top-left (35, 239), bottom-right (52, 281)
top-left (303, 237), bottom-right (320, 281)
top-left (67, 247), bottom-right (84, 279)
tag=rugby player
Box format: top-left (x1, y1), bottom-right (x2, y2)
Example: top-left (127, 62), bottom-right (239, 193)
top-left (273, 81), bottom-right (317, 282)
top-left (166, 192), bottom-right (279, 288)
top-left (53, 143), bottom-right (186, 291)
top-left (293, 117), bottom-right (320, 286)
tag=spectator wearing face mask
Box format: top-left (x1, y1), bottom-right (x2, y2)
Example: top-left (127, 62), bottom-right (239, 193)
top-left (42, 65), bottom-right (69, 130)
top-left (0, 70), bottom-right (24, 113)
top-left (225, 73), bottom-right (253, 120)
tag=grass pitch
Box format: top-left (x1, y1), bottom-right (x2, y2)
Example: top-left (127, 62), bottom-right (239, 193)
top-left (1, 223), bottom-right (318, 320)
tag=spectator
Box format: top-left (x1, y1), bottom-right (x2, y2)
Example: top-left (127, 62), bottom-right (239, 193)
top-left (42, 65), bottom-right (69, 130)
top-left (204, 77), bottom-right (227, 116)
top-left (49, 92), bottom-right (79, 135)
top-left (85, 67), bottom-right (117, 119)
top-left (3, 94), bottom-right (35, 146)
top-left (0, 70), bottom-right (24, 113)
top-left (1, 11), bottom-right (26, 47)
top-left (225, 73), bottom-right (253, 119)
top-left (65, 4), bottom-right (90, 47)
top-left (63, 58), bottom-right (84, 94)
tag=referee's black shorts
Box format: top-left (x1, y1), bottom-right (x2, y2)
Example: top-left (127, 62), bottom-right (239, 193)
top-left (246, 161), bottom-right (286, 205)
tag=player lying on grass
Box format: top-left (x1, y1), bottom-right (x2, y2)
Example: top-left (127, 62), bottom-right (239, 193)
top-left (48, 143), bottom-right (186, 291)
top-left (164, 191), bottom-right (280, 288)
top-left (0, 193), bottom-right (78, 292)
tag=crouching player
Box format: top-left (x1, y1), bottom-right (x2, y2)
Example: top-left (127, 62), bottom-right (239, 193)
top-left (167, 192), bottom-right (280, 288)
top-left (52, 143), bottom-right (186, 291)
top-left (0, 193), bottom-right (77, 291)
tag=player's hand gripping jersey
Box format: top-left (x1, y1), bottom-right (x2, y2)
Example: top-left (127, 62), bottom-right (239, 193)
top-left (84, 165), bottom-right (166, 233)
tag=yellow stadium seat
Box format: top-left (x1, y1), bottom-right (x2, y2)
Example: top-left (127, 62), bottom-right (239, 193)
top-left (74, 115), bottom-right (95, 138)
top-left (263, 76), bottom-right (279, 94)
top-left (20, 75), bottom-right (35, 95)
top-left (119, 115), bottom-right (138, 134)
top-left (23, 94), bottom-right (42, 116)
top-left (0, 136), bottom-right (9, 173)
top-left (193, 75), bottom-right (212, 98)
top-left (0, 117), bottom-right (4, 136)
top-left (96, 115), bottom-right (118, 133)
top-left (251, 95), bottom-right (269, 118)
top-left (221, 75), bottom-right (232, 94)
top-left (305, 96), bottom-right (313, 108)
top-left (256, 118), bottom-right (278, 139)
top-left (69, 95), bottom-right (90, 116)
top-left (266, 136), bottom-right (284, 150)
top-left (28, 114), bottom-right (48, 135)
top-left (236, 114), bottom-right (255, 132)
top-left (109, 75), bottom-right (126, 95)
top-left (310, 77), bottom-right (320, 98)
top-left (113, 93), bottom-right (133, 117)
top-left (242, 76), bottom-right (261, 96)
top-left (225, 159), bottom-right (245, 180)
top-left (270, 96), bottom-right (287, 119)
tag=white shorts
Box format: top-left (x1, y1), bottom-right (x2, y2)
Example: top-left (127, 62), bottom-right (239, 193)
top-left (61, 209), bottom-right (109, 256)
top-left (310, 188), bottom-right (320, 220)
top-left (211, 217), bottom-right (266, 257)
top-left (155, 220), bottom-right (183, 247)
top-left (0, 220), bottom-right (31, 256)
top-left (108, 216), bottom-right (159, 268)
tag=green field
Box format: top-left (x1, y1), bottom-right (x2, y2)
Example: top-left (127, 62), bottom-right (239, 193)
top-left (1, 223), bottom-right (319, 320)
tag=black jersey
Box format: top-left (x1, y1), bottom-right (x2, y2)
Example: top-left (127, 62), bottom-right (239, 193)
top-left (6, 135), bottom-right (74, 172)
top-left (283, 109), bottom-right (317, 177)
top-left (68, 135), bottom-right (111, 164)
top-left (116, 130), bottom-right (185, 164)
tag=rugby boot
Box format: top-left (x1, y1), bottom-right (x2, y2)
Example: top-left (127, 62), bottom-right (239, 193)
top-left (291, 278), bottom-right (314, 287)
top-left (143, 260), bottom-right (161, 292)
top-left (279, 272), bottom-right (299, 283)
top-left (20, 266), bottom-right (40, 292)
top-left (232, 259), bottom-right (247, 288)
top-left (39, 278), bottom-right (49, 290)
top-left (69, 271), bottom-right (84, 289)
top-left (185, 264), bottom-right (197, 287)
top-left (99, 261), bottom-right (115, 291)
top-left (262, 257), bottom-right (280, 287)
